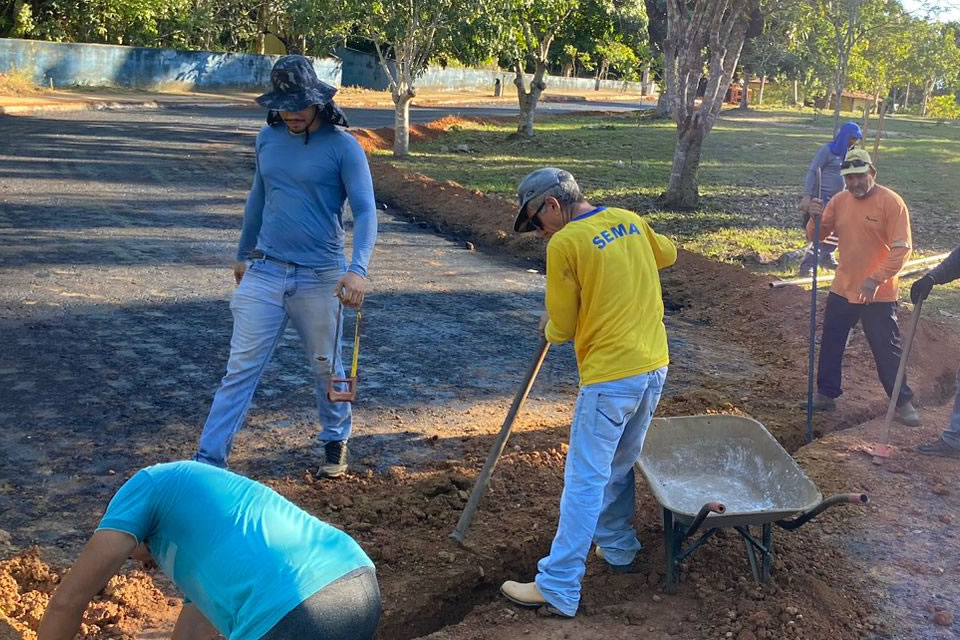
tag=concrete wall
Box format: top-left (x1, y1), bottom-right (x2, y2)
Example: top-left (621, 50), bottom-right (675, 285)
top-left (337, 47), bottom-right (653, 95)
top-left (0, 38), bottom-right (341, 90)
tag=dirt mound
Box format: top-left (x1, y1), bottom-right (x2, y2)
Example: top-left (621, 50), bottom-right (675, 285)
top-left (265, 418), bottom-right (892, 640)
top-left (352, 117), bottom-right (496, 154)
top-left (0, 550), bottom-right (174, 640)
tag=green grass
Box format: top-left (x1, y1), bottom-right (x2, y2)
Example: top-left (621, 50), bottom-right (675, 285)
top-left (379, 106), bottom-right (960, 325)
top-left (382, 107), bottom-right (960, 251)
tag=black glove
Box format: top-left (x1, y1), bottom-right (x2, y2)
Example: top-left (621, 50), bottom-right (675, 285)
top-left (910, 274), bottom-right (935, 304)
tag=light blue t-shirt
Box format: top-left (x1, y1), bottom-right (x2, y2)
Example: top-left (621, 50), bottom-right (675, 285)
top-left (236, 122), bottom-right (378, 276)
top-left (97, 461), bottom-right (373, 640)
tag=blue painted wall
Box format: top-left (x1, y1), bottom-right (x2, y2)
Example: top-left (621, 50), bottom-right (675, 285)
top-left (336, 47), bottom-right (650, 94)
top-left (0, 38), bottom-right (341, 90)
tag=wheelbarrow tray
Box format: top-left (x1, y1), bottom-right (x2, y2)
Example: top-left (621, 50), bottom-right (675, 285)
top-left (637, 415), bottom-right (822, 529)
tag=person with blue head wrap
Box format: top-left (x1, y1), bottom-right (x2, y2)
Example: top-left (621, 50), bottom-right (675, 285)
top-left (797, 121), bottom-right (863, 276)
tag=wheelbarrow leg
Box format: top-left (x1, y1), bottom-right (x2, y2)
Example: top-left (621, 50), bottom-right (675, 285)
top-left (741, 525), bottom-right (762, 583)
top-left (663, 507), bottom-right (678, 594)
top-left (761, 523), bottom-right (772, 582)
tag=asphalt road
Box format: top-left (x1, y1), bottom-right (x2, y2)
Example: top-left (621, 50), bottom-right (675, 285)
top-left (0, 100), bottom-right (749, 555)
top-left (0, 105), bottom-right (584, 552)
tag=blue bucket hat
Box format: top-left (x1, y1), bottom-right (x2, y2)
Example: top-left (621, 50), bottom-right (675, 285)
top-left (256, 55), bottom-right (337, 112)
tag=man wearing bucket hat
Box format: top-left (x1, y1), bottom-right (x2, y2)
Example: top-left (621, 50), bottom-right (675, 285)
top-left (194, 55), bottom-right (378, 478)
top-left (500, 169), bottom-right (676, 617)
top-left (804, 148), bottom-right (920, 426)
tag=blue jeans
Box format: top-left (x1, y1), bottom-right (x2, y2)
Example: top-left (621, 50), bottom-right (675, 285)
top-left (196, 259), bottom-right (351, 467)
top-left (943, 366), bottom-right (960, 449)
top-left (535, 366), bottom-right (668, 616)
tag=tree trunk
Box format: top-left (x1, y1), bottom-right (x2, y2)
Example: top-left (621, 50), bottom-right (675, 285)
top-left (922, 80), bottom-right (933, 117)
top-left (655, 90), bottom-right (668, 114)
top-left (739, 70), bottom-right (750, 109)
top-left (904, 83), bottom-right (911, 109)
top-left (393, 93), bottom-right (414, 156)
top-left (758, 75), bottom-right (766, 105)
top-left (642, 62), bottom-right (651, 96)
top-left (791, 78), bottom-right (798, 106)
top-left (663, 125), bottom-right (706, 209)
top-left (255, 1), bottom-right (268, 55)
top-left (514, 61), bottom-right (547, 138)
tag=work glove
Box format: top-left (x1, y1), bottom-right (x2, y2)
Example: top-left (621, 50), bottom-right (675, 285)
top-left (910, 274), bottom-right (935, 304)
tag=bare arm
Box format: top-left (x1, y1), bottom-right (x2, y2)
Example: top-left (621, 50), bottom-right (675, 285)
top-left (38, 530), bottom-right (138, 640)
top-left (171, 604), bottom-right (219, 640)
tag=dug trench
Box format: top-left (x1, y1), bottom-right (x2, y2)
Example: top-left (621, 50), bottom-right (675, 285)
top-left (3, 115), bottom-right (959, 640)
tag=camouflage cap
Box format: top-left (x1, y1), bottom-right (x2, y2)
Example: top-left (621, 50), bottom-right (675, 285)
top-left (255, 55), bottom-right (337, 112)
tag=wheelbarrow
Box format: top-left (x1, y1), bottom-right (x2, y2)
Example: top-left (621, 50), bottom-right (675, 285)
top-left (636, 415), bottom-right (868, 592)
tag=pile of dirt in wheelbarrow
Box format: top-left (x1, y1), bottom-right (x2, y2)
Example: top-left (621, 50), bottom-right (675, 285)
top-left (0, 549), bottom-right (175, 640)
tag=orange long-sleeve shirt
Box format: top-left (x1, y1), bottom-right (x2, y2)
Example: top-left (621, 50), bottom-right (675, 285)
top-left (806, 184), bottom-right (912, 303)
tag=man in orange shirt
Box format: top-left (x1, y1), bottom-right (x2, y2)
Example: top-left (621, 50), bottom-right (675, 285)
top-left (804, 149), bottom-right (920, 426)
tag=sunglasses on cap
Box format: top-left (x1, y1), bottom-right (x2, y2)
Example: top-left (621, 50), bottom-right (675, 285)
top-left (841, 159), bottom-right (870, 170)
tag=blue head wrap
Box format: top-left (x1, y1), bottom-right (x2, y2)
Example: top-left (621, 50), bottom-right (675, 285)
top-left (829, 122), bottom-right (863, 158)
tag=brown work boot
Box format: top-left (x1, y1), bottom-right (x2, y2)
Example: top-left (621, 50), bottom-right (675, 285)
top-left (500, 581), bottom-right (572, 618)
top-left (895, 401), bottom-right (921, 427)
top-left (317, 440), bottom-right (348, 478)
top-left (594, 546), bottom-right (640, 574)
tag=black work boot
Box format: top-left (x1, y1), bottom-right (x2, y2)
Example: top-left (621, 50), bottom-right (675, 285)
top-left (318, 440), bottom-right (348, 478)
top-left (915, 438), bottom-right (960, 459)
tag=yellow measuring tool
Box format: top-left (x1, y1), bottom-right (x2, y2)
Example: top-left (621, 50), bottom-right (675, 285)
top-left (327, 308), bottom-right (361, 402)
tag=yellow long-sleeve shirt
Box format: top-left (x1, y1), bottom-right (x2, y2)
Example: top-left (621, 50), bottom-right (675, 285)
top-left (806, 185), bottom-right (912, 303)
top-left (544, 206), bottom-right (677, 386)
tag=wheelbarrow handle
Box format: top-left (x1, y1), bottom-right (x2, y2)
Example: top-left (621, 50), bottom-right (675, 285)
top-left (683, 502), bottom-right (727, 538)
top-left (775, 493), bottom-right (868, 531)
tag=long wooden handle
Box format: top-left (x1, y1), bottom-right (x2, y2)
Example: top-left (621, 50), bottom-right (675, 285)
top-left (878, 300), bottom-right (923, 445)
top-left (451, 338), bottom-right (550, 543)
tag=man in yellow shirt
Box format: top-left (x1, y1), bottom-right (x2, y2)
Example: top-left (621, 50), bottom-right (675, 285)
top-left (805, 149), bottom-right (920, 425)
top-left (500, 168), bottom-right (677, 617)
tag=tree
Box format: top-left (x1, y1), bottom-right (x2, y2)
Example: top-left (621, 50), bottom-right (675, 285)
top-left (661, 0), bottom-right (758, 208)
top-left (643, 0), bottom-right (668, 111)
top-left (594, 39), bottom-right (640, 86)
top-left (504, 0), bottom-right (579, 139)
top-left (811, 0), bottom-right (902, 132)
top-left (354, 0), bottom-right (470, 156)
top-left (928, 94), bottom-right (960, 123)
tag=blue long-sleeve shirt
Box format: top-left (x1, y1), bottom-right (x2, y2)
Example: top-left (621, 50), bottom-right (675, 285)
top-left (929, 246), bottom-right (960, 285)
top-left (803, 143), bottom-right (845, 202)
top-left (236, 123), bottom-right (378, 277)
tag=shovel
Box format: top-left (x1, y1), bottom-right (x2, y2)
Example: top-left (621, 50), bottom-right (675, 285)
top-left (870, 298), bottom-right (923, 463)
top-left (451, 337), bottom-right (550, 543)
top-left (328, 306), bottom-right (362, 403)
top-left (804, 167), bottom-right (823, 443)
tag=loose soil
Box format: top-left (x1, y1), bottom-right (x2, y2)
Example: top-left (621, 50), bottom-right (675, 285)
top-left (1, 110), bottom-right (958, 640)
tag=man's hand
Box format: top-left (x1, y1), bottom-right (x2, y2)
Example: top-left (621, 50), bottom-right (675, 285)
top-left (335, 272), bottom-right (368, 308)
top-left (538, 311), bottom-right (549, 338)
top-left (910, 274), bottom-right (935, 304)
top-left (807, 198), bottom-right (824, 219)
top-left (233, 261), bottom-right (246, 286)
top-left (858, 277), bottom-right (880, 303)
top-left (799, 195), bottom-right (812, 213)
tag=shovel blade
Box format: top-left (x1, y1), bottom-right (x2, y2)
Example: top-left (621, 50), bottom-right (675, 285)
top-left (870, 443), bottom-right (893, 464)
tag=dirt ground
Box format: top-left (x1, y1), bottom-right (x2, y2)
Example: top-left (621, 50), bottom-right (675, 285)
top-left (1, 110), bottom-right (958, 640)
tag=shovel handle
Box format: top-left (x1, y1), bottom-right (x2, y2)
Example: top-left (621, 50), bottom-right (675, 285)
top-left (878, 299), bottom-right (923, 445)
top-left (451, 337), bottom-right (550, 543)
